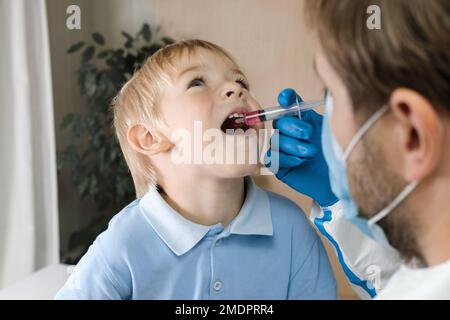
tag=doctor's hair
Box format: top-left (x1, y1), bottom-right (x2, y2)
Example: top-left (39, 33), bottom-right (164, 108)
top-left (112, 39), bottom-right (240, 198)
top-left (304, 0), bottom-right (450, 118)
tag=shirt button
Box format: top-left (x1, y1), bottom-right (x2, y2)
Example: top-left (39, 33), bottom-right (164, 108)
top-left (213, 281), bottom-right (223, 291)
top-left (215, 239), bottom-right (222, 246)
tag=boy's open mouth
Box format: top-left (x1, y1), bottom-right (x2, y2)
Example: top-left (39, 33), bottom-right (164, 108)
top-left (220, 112), bottom-right (250, 134)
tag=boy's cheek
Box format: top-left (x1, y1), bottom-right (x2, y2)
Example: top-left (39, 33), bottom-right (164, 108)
top-left (164, 116), bottom-right (214, 137)
top-left (183, 91), bottom-right (212, 107)
top-left (248, 95), bottom-right (262, 111)
top-left (163, 93), bottom-right (217, 132)
top-left (160, 104), bottom-right (203, 130)
top-left (177, 96), bottom-right (214, 120)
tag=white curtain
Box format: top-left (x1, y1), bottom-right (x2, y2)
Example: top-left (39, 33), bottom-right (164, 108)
top-left (0, 0), bottom-right (59, 288)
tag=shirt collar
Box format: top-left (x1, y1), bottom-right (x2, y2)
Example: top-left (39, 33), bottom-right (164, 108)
top-left (139, 176), bottom-right (273, 256)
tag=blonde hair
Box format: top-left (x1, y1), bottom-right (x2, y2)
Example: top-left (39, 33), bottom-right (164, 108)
top-left (112, 39), bottom-right (238, 198)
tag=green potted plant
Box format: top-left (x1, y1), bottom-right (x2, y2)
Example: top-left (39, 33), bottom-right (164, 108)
top-left (58, 23), bottom-right (175, 264)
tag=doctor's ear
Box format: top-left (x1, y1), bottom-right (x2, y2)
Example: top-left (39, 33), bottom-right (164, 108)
top-left (126, 124), bottom-right (173, 156)
top-left (389, 88), bottom-right (443, 181)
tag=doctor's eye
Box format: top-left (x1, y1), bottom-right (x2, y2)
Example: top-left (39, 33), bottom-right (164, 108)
top-left (187, 77), bottom-right (206, 89)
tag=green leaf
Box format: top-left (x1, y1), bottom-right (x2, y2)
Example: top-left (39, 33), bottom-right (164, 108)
top-left (96, 73), bottom-right (108, 93)
top-left (67, 41), bottom-right (85, 53)
top-left (109, 145), bottom-right (118, 161)
top-left (99, 147), bottom-right (107, 171)
top-left (64, 145), bottom-right (79, 163)
top-left (141, 23), bottom-right (152, 42)
top-left (96, 50), bottom-right (110, 59)
top-left (135, 52), bottom-right (146, 65)
top-left (114, 49), bottom-right (125, 58)
top-left (117, 177), bottom-right (126, 197)
top-left (89, 176), bottom-right (98, 195)
top-left (61, 113), bottom-right (75, 129)
top-left (106, 69), bottom-right (126, 88)
top-left (124, 54), bottom-right (136, 71)
top-left (82, 46), bottom-right (95, 63)
top-left (92, 32), bottom-right (105, 45)
top-left (78, 176), bottom-right (90, 197)
top-left (84, 72), bottom-right (97, 96)
top-left (121, 31), bottom-right (133, 41)
top-left (143, 44), bottom-right (163, 55)
top-left (124, 40), bottom-right (133, 49)
top-left (72, 116), bottom-right (86, 138)
top-left (161, 37), bottom-right (175, 45)
top-left (79, 63), bottom-right (96, 72)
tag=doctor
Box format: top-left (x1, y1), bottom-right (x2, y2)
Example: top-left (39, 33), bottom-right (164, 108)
top-left (267, 0), bottom-right (450, 299)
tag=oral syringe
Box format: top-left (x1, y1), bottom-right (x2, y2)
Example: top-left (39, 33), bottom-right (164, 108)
top-left (234, 99), bottom-right (324, 127)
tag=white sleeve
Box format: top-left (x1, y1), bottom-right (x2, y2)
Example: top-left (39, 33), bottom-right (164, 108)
top-left (310, 201), bottom-right (402, 299)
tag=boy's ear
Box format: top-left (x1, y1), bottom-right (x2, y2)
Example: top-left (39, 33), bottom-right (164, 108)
top-left (127, 124), bottom-right (173, 156)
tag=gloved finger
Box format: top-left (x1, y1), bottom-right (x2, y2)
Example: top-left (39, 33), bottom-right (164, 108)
top-left (264, 155), bottom-right (290, 177)
top-left (273, 116), bottom-right (313, 140)
top-left (300, 109), bottom-right (323, 125)
top-left (263, 149), bottom-right (278, 174)
top-left (275, 166), bottom-right (298, 181)
top-left (277, 88), bottom-right (304, 108)
top-left (264, 149), bottom-right (307, 169)
top-left (270, 132), bottom-right (318, 158)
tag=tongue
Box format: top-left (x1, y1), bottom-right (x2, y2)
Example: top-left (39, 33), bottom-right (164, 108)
top-left (221, 117), bottom-right (244, 132)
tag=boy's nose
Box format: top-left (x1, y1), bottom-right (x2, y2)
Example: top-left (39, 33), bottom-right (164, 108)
top-left (222, 83), bottom-right (243, 99)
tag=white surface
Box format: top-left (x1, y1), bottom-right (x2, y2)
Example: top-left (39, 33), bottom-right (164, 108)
top-left (377, 259), bottom-right (450, 299)
top-left (0, 264), bottom-right (72, 300)
top-left (0, 0), bottom-right (59, 288)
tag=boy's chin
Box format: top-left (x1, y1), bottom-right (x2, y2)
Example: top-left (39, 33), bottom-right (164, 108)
top-left (210, 163), bottom-right (259, 178)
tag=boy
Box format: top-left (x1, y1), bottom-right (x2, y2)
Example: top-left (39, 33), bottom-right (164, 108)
top-left (55, 40), bottom-right (336, 299)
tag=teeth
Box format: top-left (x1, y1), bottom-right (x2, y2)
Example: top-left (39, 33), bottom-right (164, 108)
top-left (228, 113), bottom-right (244, 119)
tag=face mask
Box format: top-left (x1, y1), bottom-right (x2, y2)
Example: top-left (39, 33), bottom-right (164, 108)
top-left (321, 93), bottom-right (419, 246)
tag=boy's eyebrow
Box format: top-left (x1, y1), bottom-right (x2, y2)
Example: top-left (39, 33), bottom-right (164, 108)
top-left (177, 65), bottom-right (203, 80)
top-left (176, 65), bottom-right (248, 83)
top-left (177, 65), bottom-right (245, 78)
top-left (230, 68), bottom-right (245, 77)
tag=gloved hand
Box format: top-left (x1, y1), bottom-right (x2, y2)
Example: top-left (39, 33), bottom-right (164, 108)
top-left (265, 88), bottom-right (338, 207)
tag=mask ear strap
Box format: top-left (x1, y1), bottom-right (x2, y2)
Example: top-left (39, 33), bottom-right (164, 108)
top-left (343, 105), bottom-right (390, 161)
top-left (368, 180), bottom-right (419, 226)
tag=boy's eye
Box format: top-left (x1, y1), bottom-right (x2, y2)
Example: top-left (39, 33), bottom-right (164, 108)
top-left (236, 78), bottom-right (249, 90)
top-left (187, 77), bottom-right (205, 89)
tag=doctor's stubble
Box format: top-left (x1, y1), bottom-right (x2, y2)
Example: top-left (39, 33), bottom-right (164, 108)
top-left (347, 129), bottom-right (426, 265)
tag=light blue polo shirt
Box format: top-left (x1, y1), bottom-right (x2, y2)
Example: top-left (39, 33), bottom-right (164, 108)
top-left (55, 177), bottom-right (337, 300)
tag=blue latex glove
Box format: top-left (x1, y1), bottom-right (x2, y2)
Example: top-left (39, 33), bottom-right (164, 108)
top-left (265, 88), bottom-right (338, 207)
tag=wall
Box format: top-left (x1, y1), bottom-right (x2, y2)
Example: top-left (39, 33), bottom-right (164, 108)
top-left (46, 0), bottom-right (357, 299)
